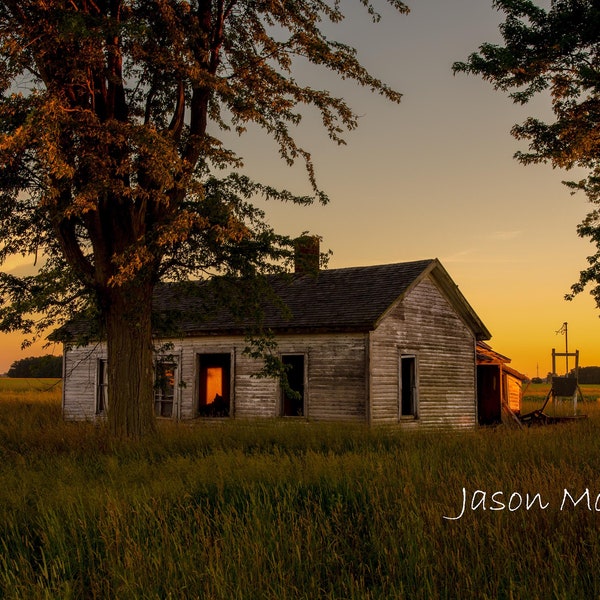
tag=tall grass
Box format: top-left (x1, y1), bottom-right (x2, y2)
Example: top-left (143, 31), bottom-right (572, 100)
top-left (2, 380), bottom-right (600, 598)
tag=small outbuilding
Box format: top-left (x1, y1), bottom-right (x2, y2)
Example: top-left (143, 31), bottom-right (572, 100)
top-left (62, 256), bottom-right (493, 429)
top-left (476, 341), bottom-right (528, 425)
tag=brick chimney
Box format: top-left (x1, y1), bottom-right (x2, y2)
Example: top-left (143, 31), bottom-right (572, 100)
top-left (294, 235), bottom-right (320, 275)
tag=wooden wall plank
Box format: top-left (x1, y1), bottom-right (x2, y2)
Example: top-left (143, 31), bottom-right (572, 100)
top-left (370, 277), bottom-right (477, 429)
top-left (64, 334), bottom-right (368, 422)
top-left (63, 273), bottom-right (479, 431)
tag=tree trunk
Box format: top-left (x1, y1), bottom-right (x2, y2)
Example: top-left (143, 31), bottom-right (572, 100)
top-left (104, 280), bottom-right (157, 438)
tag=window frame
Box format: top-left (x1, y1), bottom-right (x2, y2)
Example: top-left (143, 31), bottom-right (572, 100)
top-left (154, 359), bottom-right (179, 419)
top-left (399, 353), bottom-right (418, 420)
top-left (280, 353), bottom-right (307, 417)
top-left (196, 352), bottom-right (232, 418)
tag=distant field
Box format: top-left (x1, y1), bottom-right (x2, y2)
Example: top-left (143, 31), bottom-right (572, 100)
top-left (0, 377), bottom-right (61, 394)
top-left (521, 382), bottom-right (600, 417)
top-left (0, 378), bottom-right (62, 408)
top-left (523, 382), bottom-right (600, 401)
top-left (2, 381), bottom-right (600, 598)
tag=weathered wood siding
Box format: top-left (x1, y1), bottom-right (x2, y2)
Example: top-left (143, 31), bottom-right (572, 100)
top-left (63, 333), bottom-right (368, 422)
top-left (180, 333), bottom-right (368, 421)
top-left (369, 276), bottom-right (477, 429)
top-left (298, 335), bottom-right (367, 421)
top-left (62, 343), bottom-right (107, 421)
top-left (504, 373), bottom-right (522, 414)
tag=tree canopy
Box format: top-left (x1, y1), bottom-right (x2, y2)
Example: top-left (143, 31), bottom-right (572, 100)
top-left (570, 365), bottom-right (600, 384)
top-left (453, 0), bottom-right (600, 309)
top-left (0, 0), bottom-right (408, 436)
top-left (7, 355), bottom-right (62, 378)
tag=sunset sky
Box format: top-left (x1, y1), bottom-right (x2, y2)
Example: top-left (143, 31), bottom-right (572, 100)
top-left (1, 0), bottom-right (598, 378)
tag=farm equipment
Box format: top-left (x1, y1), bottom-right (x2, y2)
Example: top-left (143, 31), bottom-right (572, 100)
top-left (520, 331), bottom-right (588, 426)
top-left (519, 375), bottom-right (587, 426)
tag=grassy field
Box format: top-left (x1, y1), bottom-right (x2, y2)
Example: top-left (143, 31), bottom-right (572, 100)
top-left (2, 380), bottom-right (600, 598)
top-left (0, 377), bottom-right (62, 394)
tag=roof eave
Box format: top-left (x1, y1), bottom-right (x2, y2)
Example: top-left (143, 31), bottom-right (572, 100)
top-left (175, 324), bottom-right (374, 338)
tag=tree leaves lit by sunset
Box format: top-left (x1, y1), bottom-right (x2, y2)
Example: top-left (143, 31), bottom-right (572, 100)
top-left (0, 0), bottom-right (408, 437)
top-left (453, 0), bottom-right (600, 313)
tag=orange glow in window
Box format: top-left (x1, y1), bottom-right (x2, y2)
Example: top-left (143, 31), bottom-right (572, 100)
top-left (206, 367), bottom-right (223, 404)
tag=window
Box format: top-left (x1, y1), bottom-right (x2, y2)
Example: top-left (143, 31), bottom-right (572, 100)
top-left (154, 361), bottom-right (177, 418)
top-left (96, 359), bottom-right (108, 415)
top-left (198, 353), bottom-right (231, 417)
top-left (400, 355), bottom-right (417, 418)
top-left (281, 354), bottom-right (305, 417)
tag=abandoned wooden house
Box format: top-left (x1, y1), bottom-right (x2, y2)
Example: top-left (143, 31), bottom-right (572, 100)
top-left (61, 252), bottom-right (499, 429)
top-left (476, 341), bottom-right (528, 424)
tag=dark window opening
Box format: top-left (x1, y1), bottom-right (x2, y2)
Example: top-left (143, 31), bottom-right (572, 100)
top-left (96, 359), bottom-right (108, 415)
top-left (198, 354), bottom-right (231, 417)
top-left (154, 361), bottom-right (177, 418)
top-left (282, 355), bottom-right (305, 417)
top-left (401, 355), bottom-right (417, 417)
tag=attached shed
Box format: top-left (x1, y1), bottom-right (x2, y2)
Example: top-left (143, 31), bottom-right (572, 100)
top-left (62, 258), bottom-right (492, 429)
top-left (476, 341), bottom-right (528, 425)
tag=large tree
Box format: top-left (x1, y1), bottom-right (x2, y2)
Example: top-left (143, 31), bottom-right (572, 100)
top-left (0, 1), bottom-right (407, 437)
top-left (454, 0), bottom-right (600, 309)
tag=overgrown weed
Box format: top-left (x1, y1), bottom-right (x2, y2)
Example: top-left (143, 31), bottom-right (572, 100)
top-left (2, 381), bottom-right (600, 598)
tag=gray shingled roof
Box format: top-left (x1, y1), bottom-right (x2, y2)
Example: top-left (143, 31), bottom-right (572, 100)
top-left (154, 259), bottom-right (436, 335)
top-left (58, 258), bottom-right (491, 341)
top-left (261, 259), bottom-right (436, 331)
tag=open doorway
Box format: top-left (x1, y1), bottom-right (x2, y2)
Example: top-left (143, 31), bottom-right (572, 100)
top-left (198, 353), bottom-right (231, 417)
top-left (281, 354), bottom-right (305, 417)
top-left (477, 365), bottom-right (501, 425)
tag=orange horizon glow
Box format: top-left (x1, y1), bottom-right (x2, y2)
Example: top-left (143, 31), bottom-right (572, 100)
top-left (1, 265), bottom-right (599, 380)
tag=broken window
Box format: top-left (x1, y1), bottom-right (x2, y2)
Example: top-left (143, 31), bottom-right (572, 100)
top-left (281, 354), bottom-right (305, 417)
top-left (154, 361), bottom-right (177, 418)
top-left (198, 353), bottom-right (231, 417)
top-left (96, 359), bottom-right (108, 415)
top-left (400, 355), bottom-right (417, 418)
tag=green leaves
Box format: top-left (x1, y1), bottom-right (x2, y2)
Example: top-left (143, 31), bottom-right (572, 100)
top-left (0, 2), bottom-right (406, 435)
top-left (455, 0), bottom-right (600, 310)
top-left (0, 0), bottom-right (407, 335)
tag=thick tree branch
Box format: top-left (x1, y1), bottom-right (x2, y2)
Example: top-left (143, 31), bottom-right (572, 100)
top-left (168, 80), bottom-right (185, 139)
top-left (56, 217), bottom-right (95, 287)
